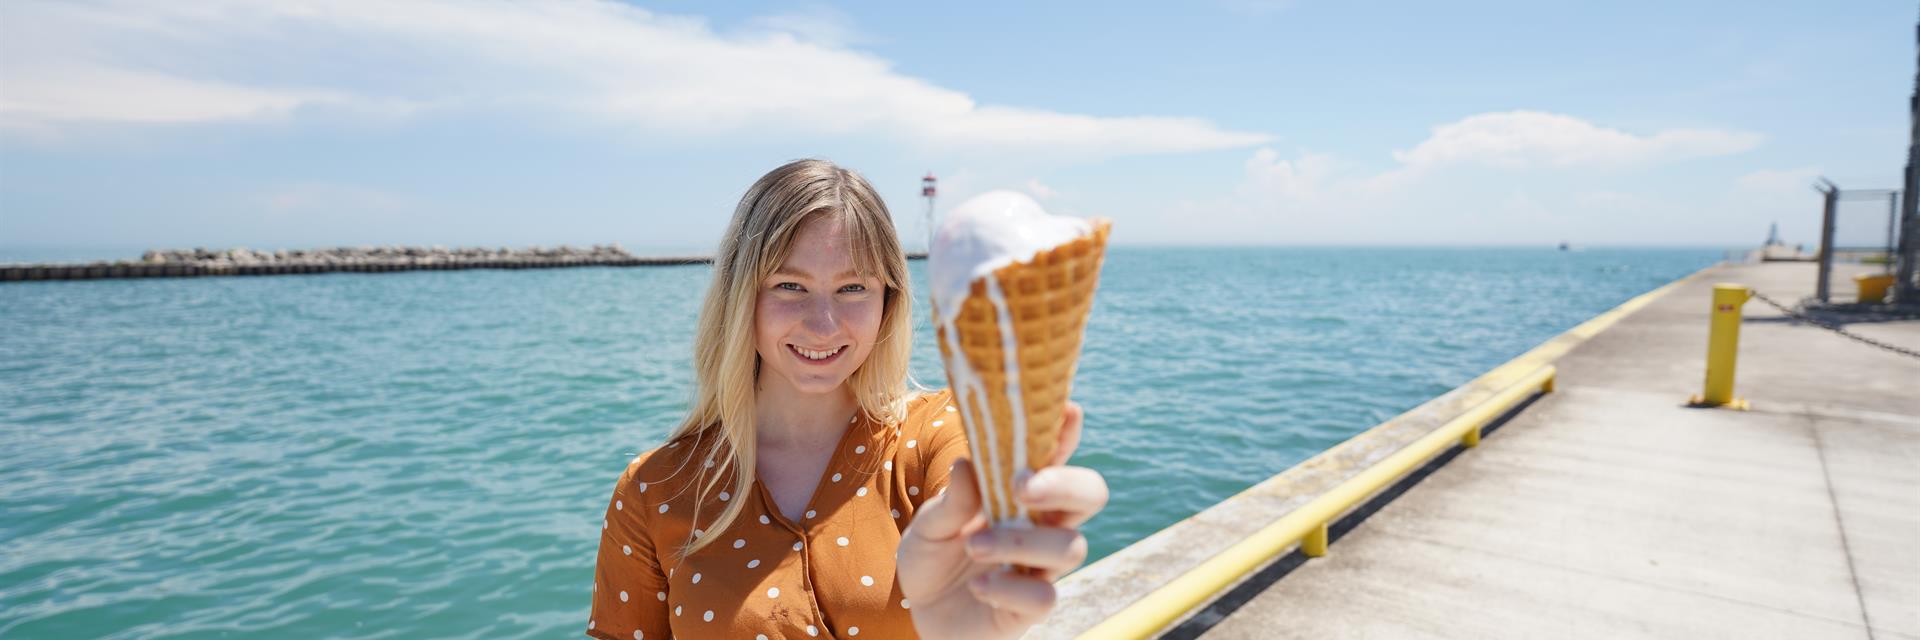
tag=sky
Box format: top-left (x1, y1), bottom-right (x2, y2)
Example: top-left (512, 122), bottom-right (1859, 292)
top-left (1, 1), bottom-right (1914, 256)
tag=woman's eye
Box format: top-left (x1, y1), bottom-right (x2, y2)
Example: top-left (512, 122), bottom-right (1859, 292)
top-left (839, 284), bottom-right (867, 293)
top-left (775, 282), bottom-right (805, 292)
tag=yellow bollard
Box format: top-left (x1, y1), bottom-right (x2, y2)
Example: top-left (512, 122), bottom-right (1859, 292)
top-left (1689, 283), bottom-right (1753, 410)
top-left (1301, 523), bottom-right (1329, 557)
top-left (1854, 274), bottom-right (1894, 303)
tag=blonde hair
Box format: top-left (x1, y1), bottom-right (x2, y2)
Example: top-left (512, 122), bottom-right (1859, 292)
top-left (661, 159), bottom-right (917, 560)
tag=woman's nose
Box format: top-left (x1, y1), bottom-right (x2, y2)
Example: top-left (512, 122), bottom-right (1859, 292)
top-left (802, 296), bottom-right (837, 335)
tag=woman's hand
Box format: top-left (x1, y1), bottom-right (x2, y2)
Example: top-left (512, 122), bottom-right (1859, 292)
top-left (897, 401), bottom-right (1110, 640)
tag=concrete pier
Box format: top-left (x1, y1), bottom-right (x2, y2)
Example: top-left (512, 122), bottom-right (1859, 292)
top-left (1040, 261), bottom-right (1918, 639)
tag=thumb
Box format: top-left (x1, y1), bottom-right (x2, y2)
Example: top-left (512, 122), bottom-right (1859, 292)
top-left (909, 458), bottom-right (981, 541)
top-left (1045, 401), bottom-right (1084, 468)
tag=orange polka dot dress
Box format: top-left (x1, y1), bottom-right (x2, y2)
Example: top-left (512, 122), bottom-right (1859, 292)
top-left (587, 389), bottom-right (964, 640)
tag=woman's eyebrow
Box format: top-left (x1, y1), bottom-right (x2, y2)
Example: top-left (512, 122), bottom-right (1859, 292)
top-left (772, 266), bottom-right (862, 280)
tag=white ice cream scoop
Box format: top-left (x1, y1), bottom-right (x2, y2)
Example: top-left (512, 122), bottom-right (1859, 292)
top-left (928, 190), bottom-right (1092, 326)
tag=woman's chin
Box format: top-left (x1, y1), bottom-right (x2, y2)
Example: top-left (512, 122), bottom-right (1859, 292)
top-left (791, 377), bottom-right (851, 395)
top-left (769, 369), bottom-right (853, 396)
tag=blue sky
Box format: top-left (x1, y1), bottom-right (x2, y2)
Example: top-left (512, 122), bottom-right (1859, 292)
top-left (1, 1), bottom-right (1912, 256)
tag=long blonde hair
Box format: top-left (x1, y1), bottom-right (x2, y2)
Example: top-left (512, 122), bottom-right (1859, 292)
top-left (661, 159), bottom-right (917, 560)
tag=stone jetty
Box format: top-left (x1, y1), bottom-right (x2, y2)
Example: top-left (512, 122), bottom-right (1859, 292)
top-left (6, 244), bottom-right (680, 282)
top-left (1, 244), bottom-right (931, 282)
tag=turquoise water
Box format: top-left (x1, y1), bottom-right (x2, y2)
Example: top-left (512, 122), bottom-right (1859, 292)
top-left (0, 247), bottom-right (1717, 638)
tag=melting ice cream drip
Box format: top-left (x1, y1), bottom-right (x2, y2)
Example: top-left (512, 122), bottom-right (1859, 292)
top-left (985, 274), bottom-right (1030, 524)
top-left (938, 301), bottom-right (1016, 527)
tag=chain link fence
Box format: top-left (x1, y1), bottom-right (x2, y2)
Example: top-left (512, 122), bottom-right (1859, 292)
top-left (1749, 289), bottom-right (1920, 360)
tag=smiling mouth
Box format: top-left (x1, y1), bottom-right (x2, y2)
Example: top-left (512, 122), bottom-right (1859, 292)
top-left (788, 344), bottom-right (846, 363)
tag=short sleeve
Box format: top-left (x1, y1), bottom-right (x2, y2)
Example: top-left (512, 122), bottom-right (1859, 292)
top-left (586, 460), bottom-right (670, 640)
top-left (915, 389), bottom-right (969, 508)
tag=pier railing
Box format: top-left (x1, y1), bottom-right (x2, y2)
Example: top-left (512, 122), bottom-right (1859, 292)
top-left (1078, 366), bottom-right (1555, 639)
top-left (1029, 265), bottom-right (1711, 639)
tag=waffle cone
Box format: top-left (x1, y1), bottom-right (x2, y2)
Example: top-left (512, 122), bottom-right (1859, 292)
top-left (935, 219), bottom-right (1111, 526)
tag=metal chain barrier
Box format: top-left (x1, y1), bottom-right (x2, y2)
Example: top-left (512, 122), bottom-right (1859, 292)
top-left (1748, 290), bottom-right (1920, 360)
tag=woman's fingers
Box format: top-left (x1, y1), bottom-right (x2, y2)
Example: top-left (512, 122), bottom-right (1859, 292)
top-left (1019, 465), bottom-right (1108, 529)
top-left (966, 568), bottom-right (1057, 624)
top-left (1043, 401), bottom-right (1084, 468)
top-left (909, 458), bottom-right (983, 542)
top-left (965, 526), bottom-right (1090, 575)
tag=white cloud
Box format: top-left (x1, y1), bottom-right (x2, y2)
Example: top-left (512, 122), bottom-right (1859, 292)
top-left (1734, 166), bottom-right (1823, 194)
top-left (1391, 110), bottom-right (1762, 171)
top-left (257, 182), bottom-right (412, 217)
top-left (0, 66), bottom-right (352, 125)
top-left (1239, 147), bottom-right (1336, 201)
top-left (0, 0), bottom-right (1268, 157)
top-left (739, 6), bottom-right (869, 48)
top-left (1138, 111), bottom-right (1769, 245)
top-left (1024, 178), bottom-right (1058, 200)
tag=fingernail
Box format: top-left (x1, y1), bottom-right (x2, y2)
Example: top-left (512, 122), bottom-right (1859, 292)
top-left (1013, 469), bottom-right (1039, 501)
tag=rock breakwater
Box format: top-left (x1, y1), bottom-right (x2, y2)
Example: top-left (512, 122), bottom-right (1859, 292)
top-left (2, 244), bottom-right (699, 282)
top-left (2, 244), bottom-right (928, 282)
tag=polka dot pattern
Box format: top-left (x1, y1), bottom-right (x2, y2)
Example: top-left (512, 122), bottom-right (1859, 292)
top-left (587, 389), bottom-right (963, 639)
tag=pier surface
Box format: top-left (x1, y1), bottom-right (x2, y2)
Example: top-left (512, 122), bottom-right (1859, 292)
top-left (1195, 262), bottom-right (1919, 638)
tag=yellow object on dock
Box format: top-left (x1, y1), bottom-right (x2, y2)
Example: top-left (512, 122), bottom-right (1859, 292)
top-left (1689, 283), bottom-right (1752, 409)
top-left (1073, 365), bottom-right (1557, 640)
top-left (1854, 273), bottom-right (1894, 303)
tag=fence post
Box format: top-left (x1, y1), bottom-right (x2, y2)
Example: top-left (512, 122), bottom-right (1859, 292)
top-left (1816, 181), bottom-right (1838, 304)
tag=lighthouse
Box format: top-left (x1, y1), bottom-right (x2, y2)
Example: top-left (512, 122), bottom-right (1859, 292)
top-left (921, 172), bottom-right (937, 252)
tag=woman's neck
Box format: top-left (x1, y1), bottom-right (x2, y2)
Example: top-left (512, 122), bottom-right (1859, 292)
top-left (754, 378), bottom-right (858, 452)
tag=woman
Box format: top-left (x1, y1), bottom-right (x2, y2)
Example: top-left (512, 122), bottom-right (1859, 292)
top-left (587, 159), bottom-right (1109, 639)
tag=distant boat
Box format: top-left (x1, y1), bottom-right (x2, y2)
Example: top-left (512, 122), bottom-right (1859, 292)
top-left (1558, 241), bottom-right (1570, 251)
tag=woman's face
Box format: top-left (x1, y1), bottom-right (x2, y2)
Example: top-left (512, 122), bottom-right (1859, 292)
top-left (755, 215), bottom-right (885, 398)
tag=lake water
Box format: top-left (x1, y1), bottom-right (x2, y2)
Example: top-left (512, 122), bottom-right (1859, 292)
top-left (0, 246), bottom-right (1718, 638)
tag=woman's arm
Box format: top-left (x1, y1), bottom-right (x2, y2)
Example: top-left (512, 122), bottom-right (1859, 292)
top-left (585, 463), bottom-right (672, 640)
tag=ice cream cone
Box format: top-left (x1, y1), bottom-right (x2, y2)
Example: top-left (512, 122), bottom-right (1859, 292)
top-left (935, 218), bottom-right (1111, 526)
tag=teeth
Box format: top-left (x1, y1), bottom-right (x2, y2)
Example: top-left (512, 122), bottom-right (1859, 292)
top-left (795, 346), bottom-right (842, 360)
